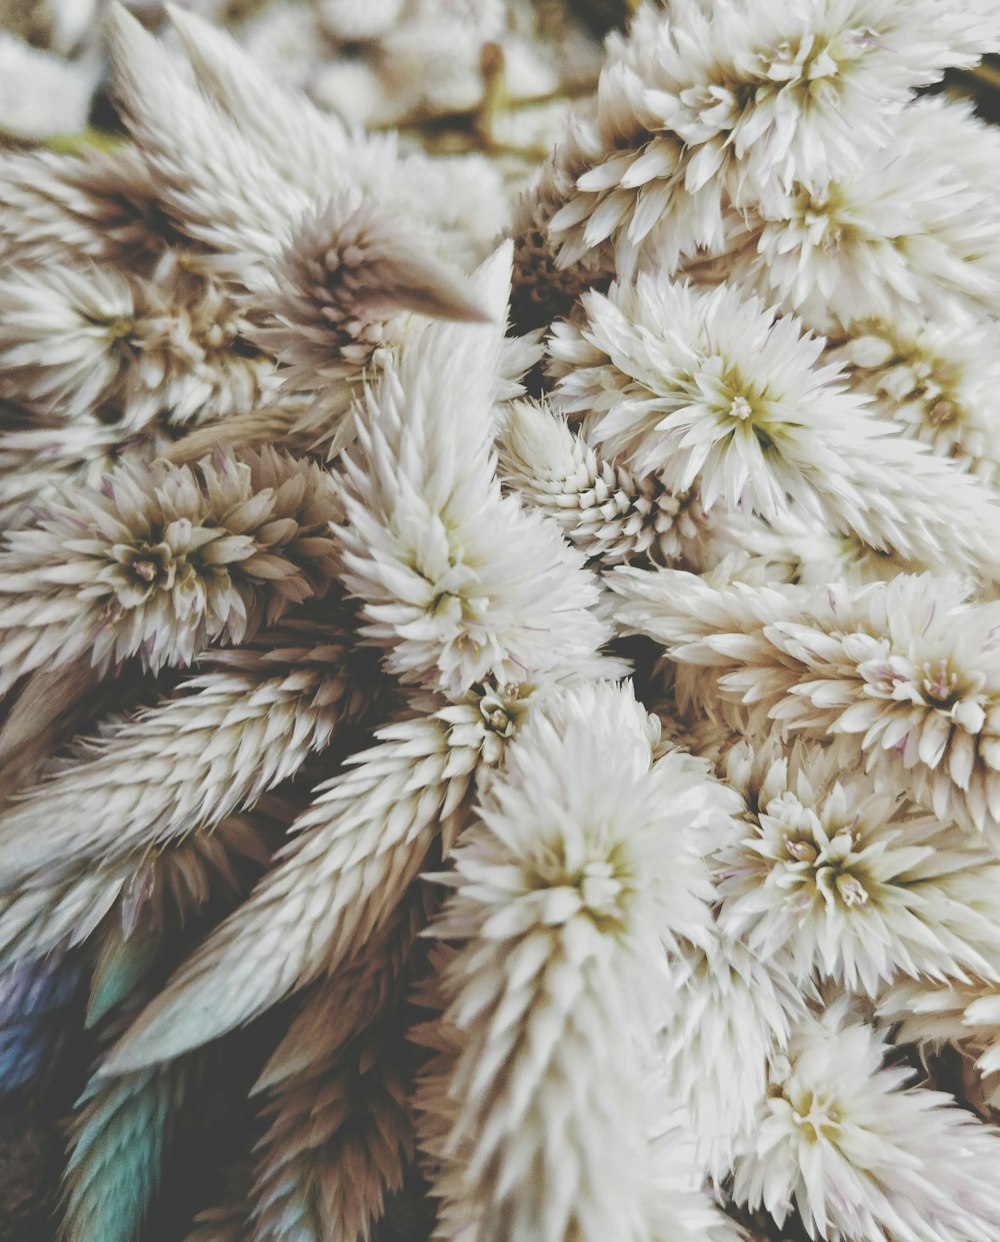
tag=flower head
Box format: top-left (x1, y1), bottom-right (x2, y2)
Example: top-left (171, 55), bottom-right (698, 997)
top-left (0, 445), bottom-right (341, 689)
top-left (733, 998), bottom-right (1000, 1241)
top-left (716, 740), bottom-right (1000, 995)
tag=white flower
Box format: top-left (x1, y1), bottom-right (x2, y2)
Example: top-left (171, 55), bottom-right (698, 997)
top-left (828, 306), bottom-right (1000, 483)
top-left (498, 398), bottom-right (712, 569)
top-left (549, 276), bottom-right (1000, 578)
top-left (0, 144), bottom-right (166, 267)
top-left (549, 277), bottom-right (872, 517)
top-left (0, 445), bottom-right (341, 689)
top-left (878, 977), bottom-right (1000, 1114)
top-left (611, 569), bottom-right (1000, 838)
top-left (657, 928), bottom-right (805, 1178)
top-left (336, 249), bottom-right (611, 695)
top-left (732, 998), bottom-right (1000, 1241)
top-left (716, 739), bottom-right (1000, 995)
top-left (543, 0), bottom-right (1000, 274)
top-left (725, 98), bottom-right (1000, 332)
top-left (0, 251), bottom-right (279, 429)
top-left (416, 681), bottom-right (718, 1242)
top-left (250, 194), bottom-right (486, 390)
top-left (99, 693), bottom-right (490, 1075)
top-left (0, 608), bottom-right (383, 912)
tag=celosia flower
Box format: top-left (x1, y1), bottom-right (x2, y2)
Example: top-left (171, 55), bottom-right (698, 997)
top-left (611, 570), bottom-right (1000, 838)
top-left (250, 193), bottom-right (487, 390)
top-left (733, 998), bottom-right (1000, 1240)
top-left (549, 276), bottom-right (1000, 578)
top-left (716, 740), bottom-right (1000, 994)
top-left (414, 681), bottom-right (721, 1242)
top-left (336, 248), bottom-right (612, 695)
top-left (498, 397), bottom-right (712, 568)
top-left (0, 445), bottom-right (341, 690)
top-left (543, 0), bottom-right (1000, 273)
top-left (829, 307), bottom-right (1000, 482)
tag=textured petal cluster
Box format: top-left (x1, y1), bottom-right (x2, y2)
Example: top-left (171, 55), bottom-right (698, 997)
top-left (5, 2), bottom-right (1000, 1240)
top-left (549, 276), bottom-right (1000, 577)
top-left (416, 682), bottom-right (723, 1242)
top-left (0, 446), bottom-right (341, 687)
top-left (0, 251), bottom-right (278, 429)
top-left (336, 257), bottom-right (612, 695)
top-left (717, 740), bottom-right (1000, 994)
top-left (498, 397), bottom-right (712, 568)
top-left (250, 195), bottom-right (488, 389)
top-left (613, 570), bottom-right (1000, 839)
top-left (733, 999), bottom-right (1000, 1241)
top-left (544, 0), bottom-right (1000, 273)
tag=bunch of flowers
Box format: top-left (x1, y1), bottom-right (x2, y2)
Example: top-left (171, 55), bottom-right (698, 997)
top-left (3, 2), bottom-right (1000, 1240)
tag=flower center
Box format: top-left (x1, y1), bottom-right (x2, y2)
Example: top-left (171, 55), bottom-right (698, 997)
top-left (920, 658), bottom-right (959, 707)
top-left (130, 559), bottom-right (159, 583)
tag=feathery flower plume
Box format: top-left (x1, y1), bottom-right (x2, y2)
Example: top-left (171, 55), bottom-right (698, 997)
top-left (336, 248), bottom-right (611, 694)
top-left (246, 884), bottom-right (432, 1241)
top-left (498, 397), bottom-right (711, 568)
top-left (107, 6), bottom-right (322, 261)
top-left (0, 1), bottom-right (999, 1237)
top-left (0, 608), bottom-right (380, 895)
top-left (0, 445), bottom-right (341, 692)
top-left (723, 114), bottom-right (1000, 333)
top-left (415, 681), bottom-right (719, 1242)
top-left (548, 275), bottom-right (1000, 575)
top-left (716, 739), bottom-right (1000, 994)
top-left (0, 143), bottom-right (169, 267)
top-left (732, 998), bottom-right (1000, 1241)
top-left (656, 929), bottom-right (804, 1179)
top-left (828, 307), bottom-right (1000, 482)
top-left (84, 809), bottom-right (276, 1028)
top-left (611, 569), bottom-right (1000, 838)
top-left (543, 0), bottom-right (1000, 274)
top-left (0, 809), bottom-right (275, 977)
top-left (100, 692), bottom-right (501, 1073)
top-left (878, 977), bottom-right (1000, 1114)
top-left (251, 195), bottom-right (488, 392)
top-left (0, 949), bottom-right (83, 1093)
top-left (249, 1022), bottom-right (412, 1242)
top-left (0, 251), bottom-right (278, 428)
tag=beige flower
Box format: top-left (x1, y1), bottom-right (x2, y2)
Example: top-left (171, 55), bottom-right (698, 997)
top-left (0, 445), bottom-right (341, 692)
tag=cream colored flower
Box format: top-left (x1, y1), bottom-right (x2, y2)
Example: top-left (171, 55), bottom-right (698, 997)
top-left (415, 682), bottom-right (721, 1242)
top-left (499, 397), bottom-right (712, 568)
top-left (733, 998), bottom-right (1000, 1241)
top-left (717, 740), bottom-right (1000, 995)
top-left (250, 194), bottom-right (486, 390)
top-left (0, 445), bottom-right (341, 691)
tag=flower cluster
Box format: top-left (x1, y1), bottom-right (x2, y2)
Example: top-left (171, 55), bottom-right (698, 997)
top-left (2, 4), bottom-right (1000, 1242)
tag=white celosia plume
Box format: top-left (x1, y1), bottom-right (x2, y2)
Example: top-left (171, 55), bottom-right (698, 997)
top-left (0, 251), bottom-right (278, 428)
top-left (415, 681), bottom-right (719, 1242)
top-left (0, 445), bottom-right (341, 690)
top-left (542, 0), bottom-right (1000, 274)
top-left (656, 928), bottom-right (805, 1179)
top-left (336, 248), bottom-right (612, 695)
top-left (732, 998), bottom-right (1000, 1241)
top-left (99, 694), bottom-right (496, 1073)
top-left (611, 569), bottom-right (1000, 840)
top-left (716, 739), bottom-right (1000, 994)
top-left (548, 276), bottom-right (1000, 576)
top-left (498, 397), bottom-right (712, 568)
top-left (250, 194), bottom-right (487, 391)
top-left (0, 610), bottom-right (381, 904)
